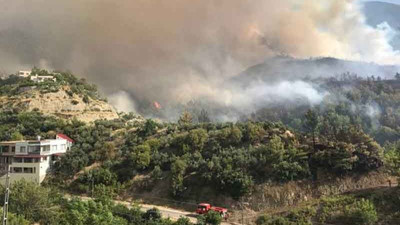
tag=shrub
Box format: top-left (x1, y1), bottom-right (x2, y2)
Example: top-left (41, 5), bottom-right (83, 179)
top-left (142, 208), bottom-right (162, 221)
top-left (256, 215), bottom-right (291, 225)
top-left (82, 95), bottom-right (90, 104)
top-left (343, 199), bottom-right (378, 225)
top-left (175, 216), bottom-right (192, 225)
top-left (197, 210), bottom-right (222, 225)
top-left (71, 99), bottom-right (79, 105)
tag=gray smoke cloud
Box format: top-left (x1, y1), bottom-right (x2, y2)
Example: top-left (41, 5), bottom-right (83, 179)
top-left (0, 0), bottom-right (399, 117)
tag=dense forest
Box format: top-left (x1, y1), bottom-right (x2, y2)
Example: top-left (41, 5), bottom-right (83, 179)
top-left (0, 71), bottom-right (400, 224)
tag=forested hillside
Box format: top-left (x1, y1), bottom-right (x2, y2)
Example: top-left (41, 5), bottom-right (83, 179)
top-left (1, 70), bottom-right (400, 224)
top-left (250, 74), bottom-right (400, 145)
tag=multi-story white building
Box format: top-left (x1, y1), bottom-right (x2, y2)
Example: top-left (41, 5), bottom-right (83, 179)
top-left (0, 134), bottom-right (73, 184)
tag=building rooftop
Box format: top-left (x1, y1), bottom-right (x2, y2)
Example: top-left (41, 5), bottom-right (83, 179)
top-left (0, 134), bottom-right (74, 145)
top-left (0, 141), bottom-right (21, 144)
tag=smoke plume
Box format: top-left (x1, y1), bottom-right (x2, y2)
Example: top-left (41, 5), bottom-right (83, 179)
top-left (0, 0), bottom-right (398, 118)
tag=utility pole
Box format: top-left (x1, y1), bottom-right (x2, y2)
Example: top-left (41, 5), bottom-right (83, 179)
top-left (90, 171), bottom-right (94, 197)
top-left (2, 163), bottom-right (10, 225)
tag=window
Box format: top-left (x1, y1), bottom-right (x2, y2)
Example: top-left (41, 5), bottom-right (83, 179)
top-left (20, 146), bottom-right (26, 153)
top-left (13, 158), bottom-right (23, 163)
top-left (43, 157), bottom-right (47, 161)
top-left (34, 158), bottom-right (40, 163)
top-left (11, 147), bottom-right (15, 153)
top-left (12, 167), bottom-right (22, 173)
top-left (23, 168), bottom-right (34, 173)
top-left (2, 146), bottom-right (9, 153)
top-left (61, 144), bottom-right (66, 150)
top-left (28, 146), bottom-right (40, 153)
top-left (41, 145), bottom-right (50, 152)
top-left (51, 145), bottom-right (57, 151)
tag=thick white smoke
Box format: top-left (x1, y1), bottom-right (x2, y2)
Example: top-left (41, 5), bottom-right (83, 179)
top-left (108, 91), bottom-right (137, 113)
top-left (0, 0), bottom-right (398, 117)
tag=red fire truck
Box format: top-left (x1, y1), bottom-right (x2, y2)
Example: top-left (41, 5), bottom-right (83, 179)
top-left (196, 203), bottom-right (228, 220)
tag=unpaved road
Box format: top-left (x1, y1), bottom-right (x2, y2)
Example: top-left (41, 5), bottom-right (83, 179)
top-left (77, 196), bottom-right (233, 225)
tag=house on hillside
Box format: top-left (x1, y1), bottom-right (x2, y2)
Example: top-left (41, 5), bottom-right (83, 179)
top-left (17, 70), bottom-right (32, 77)
top-left (17, 70), bottom-right (57, 82)
top-left (30, 74), bottom-right (57, 83)
top-left (0, 134), bottom-right (73, 184)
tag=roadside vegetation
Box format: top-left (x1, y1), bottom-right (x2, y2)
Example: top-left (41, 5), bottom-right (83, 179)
top-left (256, 186), bottom-right (400, 225)
top-left (0, 179), bottom-right (223, 225)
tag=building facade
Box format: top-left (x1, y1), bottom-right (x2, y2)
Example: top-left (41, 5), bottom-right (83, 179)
top-left (30, 74), bottom-right (57, 83)
top-left (0, 134), bottom-right (73, 184)
top-left (17, 70), bottom-right (31, 77)
top-left (17, 70), bottom-right (57, 82)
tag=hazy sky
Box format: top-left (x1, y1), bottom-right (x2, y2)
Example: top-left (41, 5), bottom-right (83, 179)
top-left (0, 0), bottom-right (399, 114)
top-left (362, 0), bottom-right (400, 4)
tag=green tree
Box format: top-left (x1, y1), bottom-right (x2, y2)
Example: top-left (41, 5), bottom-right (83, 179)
top-left (130, 144), bottom-right (151, 170)
top-left (0, 208), bottom-right (29, 225)
top-left (10, 131), bottom-right (24, 141)
top-left (384, 141), bottom-right (400, 176)
top-left (4, 180), bottom-right (53, 222)
top-left (141, 119), bottom-right (158, 137)
top-left (304, 109), bottom-right (319, 149)
top-left (198, 109), bottom-right (211, 123)
top-left (245, 123), bottom-right (265, 144)
top-left (187, 128), bottom-right (208, 151)
top-left (54, 149), bottom-right (89, 178)
top-left (151, 165), bottom-right (163, 180)
top-left (395, 72), bottom-right (400, 80)
top-left (95, 142), bottom-right (117, 162)
top-left (178, 111), bottom-right (193, 125)
top-left (171, 158), bottom-right (187, 196)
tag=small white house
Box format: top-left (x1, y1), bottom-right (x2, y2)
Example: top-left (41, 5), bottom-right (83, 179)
top-left (0, 134), bottom-right (74, 184)
top-left (17, 70), bottom-right (32, 78)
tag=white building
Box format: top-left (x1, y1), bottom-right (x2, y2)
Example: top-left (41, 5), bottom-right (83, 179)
top-left (30, 74), bottom-right (56, 83)
top-left (17, 70), bottom-right (57, 82)
top-left (17, 70), bottom-right (32, 78)
top-left (0, 134), bottom-right (73, 184)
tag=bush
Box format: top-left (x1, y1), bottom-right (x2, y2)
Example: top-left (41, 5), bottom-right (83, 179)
top-left (143, 208), bottom-right (162, 221)
top-left (71, 99), bottom-right (79, 105)
top-left (256, 207), bottom-right (315, 225)
top-left (82, 95), bottom-right (90, 104)
top-left (256, 215), bottom-right (291, 225)
top-left (343, 199), bottom-right (378, 225)
top-left (197, 210), bottom-right (222, 225)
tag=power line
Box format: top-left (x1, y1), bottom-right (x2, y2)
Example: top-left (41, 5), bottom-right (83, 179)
top-left (2, 164), bottom-right (10, 225)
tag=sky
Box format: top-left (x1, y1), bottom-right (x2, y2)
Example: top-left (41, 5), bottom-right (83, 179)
top-left (362, 0), bottom-right (400, 4)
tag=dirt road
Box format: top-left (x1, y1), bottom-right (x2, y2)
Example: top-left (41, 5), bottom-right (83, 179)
top-left (77, 196), bottom-right (233, 225)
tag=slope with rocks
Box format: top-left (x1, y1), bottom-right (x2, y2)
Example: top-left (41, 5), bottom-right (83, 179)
top-left (0, 69), bottom-right (119, 123)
